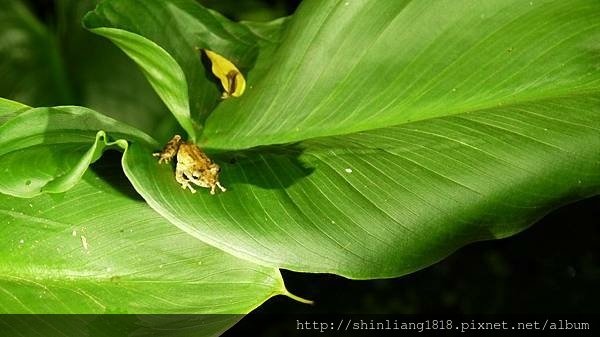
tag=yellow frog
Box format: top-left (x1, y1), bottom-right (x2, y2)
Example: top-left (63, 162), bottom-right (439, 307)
top-left (153, 135), bottom-right (226, 195)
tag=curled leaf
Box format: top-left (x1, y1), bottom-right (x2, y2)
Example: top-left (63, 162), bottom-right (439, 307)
top-left (204, 49), bottom-right (246, 99)
top-left (0, 104), bottom-right (156, 197)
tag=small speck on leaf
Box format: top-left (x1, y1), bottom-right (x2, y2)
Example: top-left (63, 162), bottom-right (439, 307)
top-left (81, 235), bottom-right (89, 251)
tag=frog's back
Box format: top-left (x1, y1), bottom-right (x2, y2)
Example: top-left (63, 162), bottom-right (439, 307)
top-left (177, 142), bottom-right (213, 169)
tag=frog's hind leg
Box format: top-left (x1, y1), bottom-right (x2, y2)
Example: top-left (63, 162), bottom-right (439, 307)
top-left (153, 135), bottom-right (182, 164)
top-left (176, 166), bottom-right (196, 193)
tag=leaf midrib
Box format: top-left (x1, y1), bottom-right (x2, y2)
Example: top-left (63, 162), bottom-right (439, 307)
top-left (0, 270), bottom-right (281, 287)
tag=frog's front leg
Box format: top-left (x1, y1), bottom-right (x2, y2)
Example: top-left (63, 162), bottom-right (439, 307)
top-left (153, 135), bottom-right (182, 164)
top-left (175, 165), bottom-right (197, 193)
top-left (215, 181), bottom-right (226, 193)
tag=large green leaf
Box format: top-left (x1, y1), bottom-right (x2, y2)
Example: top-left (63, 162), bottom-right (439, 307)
top-left (202, 0), bottom-right (600, 149)
top-left (123, 95), bottom-right (600, 278)
top-left (0, 158), bottom-right (286, 317)
top-left (88, 0), bottom-right (600, 279)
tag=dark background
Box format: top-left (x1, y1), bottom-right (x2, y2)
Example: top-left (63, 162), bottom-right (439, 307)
top-left (12, 0), bottom-right (600, 335)
top-left (27, 0), bottom-right (302, 23)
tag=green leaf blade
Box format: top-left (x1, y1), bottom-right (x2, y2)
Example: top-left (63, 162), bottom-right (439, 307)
top-left (201, 0), bottom-right (600, 149)
top-left (123, 94), bottom-right (600, 278)
top-left (0, 162), bottom-right (285, 314)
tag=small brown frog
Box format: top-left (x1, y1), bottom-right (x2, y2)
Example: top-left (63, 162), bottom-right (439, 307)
top-left (153, 135), bottom-right (226, 195)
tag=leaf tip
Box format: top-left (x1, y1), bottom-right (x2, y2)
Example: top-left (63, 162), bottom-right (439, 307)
top-left (282, 289), bottom-right (314, 305)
